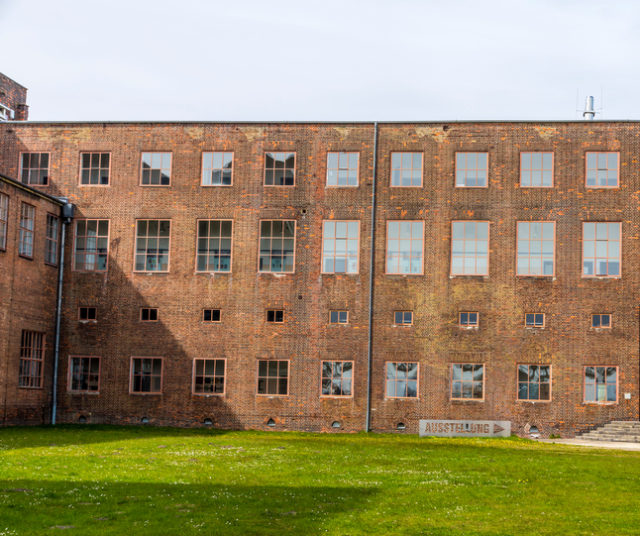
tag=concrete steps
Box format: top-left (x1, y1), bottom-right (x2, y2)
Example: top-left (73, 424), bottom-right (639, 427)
top-left (578, 421), bottom-right (640, 443)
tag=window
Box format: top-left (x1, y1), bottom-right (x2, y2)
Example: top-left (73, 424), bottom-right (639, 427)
top-left (203, 309), bottom-right (221, 322)
top-left (386, 221), bottom-right (424, 274)
top-left (135, 220), bottom-right (170, 272)
top-left (517, 221), bottom-right (555, 276)
top-left (140, 152), bottom-right (171, 186)
top-left (266, 310), bottom-right (284, 323)
top-left (582, 222), bottom-right (621, 277)
top-left (584, 366), bottom-right (617, 403)
top-left (586, 152), bottom-right (619, 188)
top-left (322, 221), bottom-right (359, 274)
top-left (18, 203), bottom-right (35, 258)
top-left (45, 214), bottom-right (59, 265)
top-left (19, 331), bottom-right (44, 388)
top-left (193, 358), bottom-right (225, 394)
top-left (455, 152), bottom-right (488, 187)
top-left (394, 311), bottom-right (413, 325)
top-left (202, 152), bottom-right (233, 186)
top-left (0, 192), bottom-right (8, 251)
top-left (131, 358), bottom-right (163, 394)
top-left (80, 153), bottom-right (110, 185)
top-left (69, 357), bottom-right (100, 393)
top-left (520, 152), bottom-right (553, 187)
top-left (592, 314), bottom-right (611, 329)
top-left (390, 152), bottom-right (423, 187)
top-left (327, 152), bottom-right (358, 186)
top-left (329, 311), bottom-right (348, 324)
top-left (451, 221), bottom-right (489, 276)
top-left (79, 307), bottom-right (97, 322)
top-left (518, 365), bottom-right (550, 401)
top-left (321, 361), bottom-right (353, 396)
top-left (264, 152), bottom-right (295, 186)
top-left (459, 312), bottom-right (479, 328)
top-left (257, 360), bottom-right (288, 395)
top-left (451, 364), bottom-right (484, 400)
top-left (525, 313), bottom-right (545, 328)
top-left (259, 220), bottom-right (295, 273)
top-left (196, 220), bottom-right (232, 272)
top-left (20, 153), bottom-right (49, 185)
top-left (74, 220), bottom-right (109, 271)
top-left (385, 362), bottom-right (418, 398)
top-left (140, 308), bottom-right (158, 322)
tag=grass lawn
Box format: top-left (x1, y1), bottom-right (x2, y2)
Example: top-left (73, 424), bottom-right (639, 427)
top-left (0, 426), bottom-right (639, 535)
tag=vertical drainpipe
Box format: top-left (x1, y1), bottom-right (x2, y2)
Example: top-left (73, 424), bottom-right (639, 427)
top-left (365, 122), bottom-right (379, 432)
top-left (51, 201), bottom-right (74, 425)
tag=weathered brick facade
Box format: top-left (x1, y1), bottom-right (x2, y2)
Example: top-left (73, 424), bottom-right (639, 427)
top-left (0, 73), bottom-right (28, 121)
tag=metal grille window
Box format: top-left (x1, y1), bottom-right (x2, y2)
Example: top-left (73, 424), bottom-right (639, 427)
top-left (45, 214), bottom-right (59, 265)
top-left (74, 220), bottom-right (109, 271)
top-left (19, 330), bottom-right (44, 388)
top-left (456, 152), bottom-right (488, 187)
top-left (586, 152), bottom-right (619, 188)
top-left (0, 192), bottom-right (8, 250)
top-left (193, 358), bottom-right (225, 394)
top-left (202, 152), bottom-right (233, 186)
top-left (451, 221), bottom-right (489, 275)
top-left (518, 364), bottom-right (550, 401)
top-left (264, 152), bottom-right (295, 186)
top-left (390, 152), bottom-right (422, 187)
top-left (321, 361), bottom-right (353, 396)
top-left (140, 152), bottom-right (171, 186)
top-left (327, 152), bottom-right (358, 186)
top-left (322, 220), bottom-right (359, 273)
top-left (135, 220), bottom-right (170, 272)
top-left (131, 358), bottom-right (162, 393)
top-left (18, 203), bottom-right (35, 258)
top-left (451, 364), bottom-right (484, 400)
top-left (20, 153), bottom-right (49, 185)
top-left (257, 360), bottom-right (288, 395)
top-left (80, 153), bottom-right (110, 185)
top-left (520, 152), bottom-right (553, 187)
top-left (591, 314), bottom-right (611, 328)
top-left (584, 366), bottom-right (617, 403)
top-left (69, 357), bottom-right (100, 392)
top-left (517, 221), bottom-right (555, 276)
top-left (525, 313), bottom-right (545, 327)
top-left (196, 220), bottom-right (232, 272)
top-left (385, 362), bottom-right (418, 398)
top-left (386, 221), bottom-right (424, 274)
top-left (582, 222), bottom-right (621, 277)
top-left (259, 220), bottom-right (295, 273)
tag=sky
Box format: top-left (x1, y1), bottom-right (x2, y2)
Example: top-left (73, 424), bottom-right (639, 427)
top-left (0, 0), bottom-right (638, 121)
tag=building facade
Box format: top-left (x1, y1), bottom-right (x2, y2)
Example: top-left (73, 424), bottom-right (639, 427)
top-left (0, 74), bottom-right (638, 436)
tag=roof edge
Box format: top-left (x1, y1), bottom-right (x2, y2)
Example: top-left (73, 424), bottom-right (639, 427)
top-left (0, 173), bottom-right (65, 205)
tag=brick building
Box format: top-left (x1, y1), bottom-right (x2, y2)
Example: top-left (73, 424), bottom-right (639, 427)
top-left (0, 73), bottom-right (638, 436)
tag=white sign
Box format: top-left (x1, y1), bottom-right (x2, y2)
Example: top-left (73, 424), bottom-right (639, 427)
top-left (419, 420), bottom-right (511, 438)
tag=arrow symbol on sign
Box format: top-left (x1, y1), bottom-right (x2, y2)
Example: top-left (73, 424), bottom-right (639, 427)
top-left (493, 424), bottom-right (504, 434)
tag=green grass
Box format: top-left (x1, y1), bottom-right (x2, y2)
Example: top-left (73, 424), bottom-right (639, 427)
top-left (0, 427), bottom-right (639, 535)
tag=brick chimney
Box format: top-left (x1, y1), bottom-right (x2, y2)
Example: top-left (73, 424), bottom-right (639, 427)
top-left (0, 72), bottom-right (29, 121)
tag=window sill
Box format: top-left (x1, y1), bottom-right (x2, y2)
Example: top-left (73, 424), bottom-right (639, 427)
top-left (68, 391), bottom-right (100, 395)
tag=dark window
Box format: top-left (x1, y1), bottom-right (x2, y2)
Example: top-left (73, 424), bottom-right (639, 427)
top-left (141, 152), bottom-right (171, 185)
top-left (193, 358), bottom-right (225, 394)
top-left (141, 308), bottom-right (158, 322)
top-left (69, 357), bottom-right (100, 392)
top-left (459, 312), bottom-right (479, 327)
top-left (592, 314), bottom-right (611, 328)
top-left (74, 220), bottom-right (109, 271)
top-left (19, 331), bottom-right (44, 388)
top-left (79, 307), bottom-right (97, 322)
top-left (21, 153), bottom-right (49, 185)
top-left (135, 220), bottom-right (170, 272)
top-left (80, 153), bottom-right (110, 185)
top-left (329, 311), bottom-right (348, 324)
top-left (202, 152), bottom-right (233, 186)
top-left (451, 364), bottom-right (484, 400)
top-left (266, 310), bottom-right (284, 323)
top-left (45, 214), bottom-right (59, 265)
top-left (18, 203), bottom-right (35, 258)
top-left (321, 361), bottom-right (353, 396)
top-left (259, 220), bottom-right (295, 273)
top-left (203, 309), bottom-right (221, 322)
top-left (131, 358), bottom-right (162, 393)
top-left (264, 152), bottom-right (295, 186)
top-left (196, 220), bottom-right (232, 272)
top-left (518, 365), bottom-right (551, 401)
top-left (385, 362), bottom-right (418, 398)
top-left (525, 313), bottom-right (545, 328)
top-left (257, 360), bottom-right (288, 395)
top-left (394, 311), bottom-right (413, 325)
top-left (0, 193), bottom-right (8, 250)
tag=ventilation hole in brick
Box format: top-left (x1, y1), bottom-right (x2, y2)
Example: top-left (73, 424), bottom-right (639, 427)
top-left (298, 295), bottom-right (303, 300)
top-left (396, 422), bottom-right (406, 431)
top-left (331, 421), bottom-right (341, 429)
top-left (203, 418), bottom-right (213, 426)
top-left (442, 125), bottom-right (449, 131)
top-left (78, 415), bottom-right (87, 424)
top-left (141, 417), bottom-right (149, 424)
top-left (301, 209), bottom-right (307, 214)
top-left (267, 418), bottom-right (276, 427)
top-left (529, 425), bottom-right (540, 435)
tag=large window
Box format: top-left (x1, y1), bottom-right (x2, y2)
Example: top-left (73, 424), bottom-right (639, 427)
top-left (202, 152), bottom-right (233, 186)
top-left (135, 220), bottom-right (170, 272)
top-left (264, 152), bottom-right (295, 186)
top-left (390, 152), bottom-right (423, 187)
top-left (516, 221), bottom-right (555, 276)
top-left (584, 366), bottom-right (617, 403)
top-left (322, 220), bottom-right (359, 273)
top-left (74, 220), bottom-right (109, 271)
top-left (582, 222), bottom-right (621, 277)
top-left (451, 364), bottom-right (484, 400)
top-left (80, 153), bottom-right (110, 185)
top-left (257, 360), bottom-right (288, 395)
top-left (586, 152), bottom-right (619, 188)
top-left (196, 220), bottom-right (232, 272)
top-left (385, 221), bottom-right (424, 274)
top-left (321, 361), bottom-right (353, 396)
top-left (140, 152), bottom-right (171, 186)
top-left (130, 358), bottom-right (163, 393)
top-left (520, 152), bottom-right (553, 187)
top-left (68, 356), bottom-right (100, 393)
top-left (259, 220), bottom-right (295, 273)
top-left (18, 203), bottom-right (35, 258)
top-left (518, 364), bottom-right (550, 401)
top-left (451, 221), bottom-right (489, 276)
top-left (327, 152), bottom-right (358, 187)
top-left (20, 153), bottom-right (49, 186)
top-left (385, 362), bottom-right (418, 398)
top-left (456, 152), bottom-right (488, 187)
top-left (193, 358), bottom-right (225, 395)
top-left (45, 214), bottom-right (59, 265)
top-left (0, 192), bottom-right (8, 251)
top-left (19, 331), bottom-right (44, 388)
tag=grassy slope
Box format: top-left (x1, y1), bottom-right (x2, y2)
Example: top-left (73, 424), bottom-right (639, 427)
top-left (0, 426), bottom-right (639, 535)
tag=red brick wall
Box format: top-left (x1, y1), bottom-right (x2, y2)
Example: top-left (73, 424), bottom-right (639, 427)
top-left (0, 73), bottom-right (28, 121)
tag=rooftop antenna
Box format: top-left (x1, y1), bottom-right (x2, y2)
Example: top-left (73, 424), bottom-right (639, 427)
top-left (583, 96), bottom-right (596, 120)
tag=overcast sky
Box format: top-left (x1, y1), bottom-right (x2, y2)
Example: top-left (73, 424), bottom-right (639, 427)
top-left (1, 0), bottom-right (638, 121)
